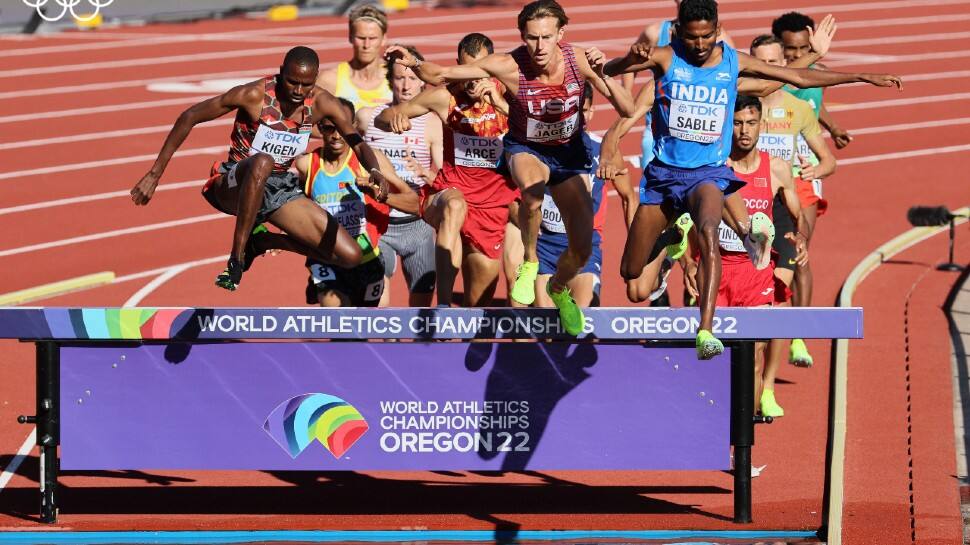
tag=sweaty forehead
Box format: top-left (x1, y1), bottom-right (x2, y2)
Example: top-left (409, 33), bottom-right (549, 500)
top-left (282, 63), bottom-right (317, 81)
top-left (752, 43), bottom-right (783, 61)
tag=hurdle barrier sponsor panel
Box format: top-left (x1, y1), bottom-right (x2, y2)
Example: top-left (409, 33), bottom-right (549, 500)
top-left (60, 342), bottom-right (728, 471)
top-left (0, 307), bottom-right (864, 341)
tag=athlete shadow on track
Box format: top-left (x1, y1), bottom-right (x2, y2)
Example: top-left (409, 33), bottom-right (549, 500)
top-left (0, 464), bottom-right (732, 522)
top-left (463, 341), bottom-right (598, 470)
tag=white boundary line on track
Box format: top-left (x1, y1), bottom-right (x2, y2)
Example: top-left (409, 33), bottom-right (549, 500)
top-left (0, 214), bottom-right (227, 258)
top-left (122, 264), bottom-right (194, 307)
top-left (2, 141), bottom-right (968, 258)
top-left (0, 95), bottom-right (211, 124)
top-left (5, 10), bottom-right (964, 105)
top-left (1, 0), bottom-right (966, 81)
top-left (0, 146), bottom-right (223, 181)
top-left (0, 428), bottom-right (35, 493)
top-left (0, 179), bottom-right (204, 216)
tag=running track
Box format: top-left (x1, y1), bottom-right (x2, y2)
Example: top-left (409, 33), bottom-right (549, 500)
top-left (0, 0), bottom-right (968, 541)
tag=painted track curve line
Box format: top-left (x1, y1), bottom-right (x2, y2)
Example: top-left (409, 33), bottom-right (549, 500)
top-left (828, 205), bottom-right (970, 545)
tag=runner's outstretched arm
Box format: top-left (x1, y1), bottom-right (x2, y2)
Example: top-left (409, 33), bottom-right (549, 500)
top-left (374, 86), bottom-right (451, 132)
top-left (131, 82), bottom-right (260, 205)
top-left (738, 52), bottom-right (902, 90)
top-left (385, 45), bottom-right (518, 90)
top-left (599, 82), bottom-right (653, 181)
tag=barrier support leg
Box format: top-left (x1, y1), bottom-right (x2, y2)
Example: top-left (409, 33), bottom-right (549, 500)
top-left (731, 341), bottom-right (755, 523)
top-left (36, 341), bottom-right (59, 523)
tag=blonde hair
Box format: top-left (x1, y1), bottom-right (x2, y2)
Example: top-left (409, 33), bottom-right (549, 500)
top-left (348, 5), bottom-right (388, 36)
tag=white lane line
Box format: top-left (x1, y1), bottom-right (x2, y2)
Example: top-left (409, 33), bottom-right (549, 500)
top-left (2, 0), bottom-right (965, 80)
top-left (828, 48), bottom-right (970, 66)
top-left (2, 13), bottom-right (961, 104)
top-left (0, 68), bottom-right (270, 101)
top-left (0, 0), bottom-right (772, 58)
top-left (0, 428), bottom-right (35, 493)
top-left (122, 264), bottom-right (193, 307)
top-left (0, 120), bottom-right (232, 151)
top-left (0, 179), bottom-right (205, 216)
top-left (0, 95), bottom-right (210, 125)
top-left (0, 213), bottom-right (228, 258)
top-left (838, 143), bottom-right (970, 165)
top-left (114, 256), bottom-right (227, 284)
top-left (827, 92), bottom-right (970, 112)
top-left (0, 146), bottom-right (223, 181)
top-left (3, 142), bottom-right (968, 260)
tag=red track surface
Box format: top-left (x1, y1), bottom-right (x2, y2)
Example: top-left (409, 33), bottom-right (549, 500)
top-left (1, 0), bottom-right (969, 541)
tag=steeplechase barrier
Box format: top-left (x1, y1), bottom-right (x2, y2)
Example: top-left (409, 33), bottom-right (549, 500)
top-left (0, 306), bottom-right (862, 524)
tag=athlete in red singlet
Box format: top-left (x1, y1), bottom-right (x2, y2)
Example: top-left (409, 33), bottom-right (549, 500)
top-left (385, 0), bottom-right (633, 334)
top-left (376, 34), bottom-right (518, 307)
top-left (130, 47), bottom-right (393, 291)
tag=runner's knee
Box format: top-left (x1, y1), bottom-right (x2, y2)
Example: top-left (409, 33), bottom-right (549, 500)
top-left (249, 153), bottom-right (275, 180)
top-left (443, 195), bottom-right (467, 220)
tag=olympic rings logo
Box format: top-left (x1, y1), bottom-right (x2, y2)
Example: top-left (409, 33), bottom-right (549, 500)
top-left (23, 0), bottom-right (113, 22)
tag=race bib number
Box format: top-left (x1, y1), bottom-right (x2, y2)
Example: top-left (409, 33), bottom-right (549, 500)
top-left (668, 99), bottom-right (725, 144)
top-left (540, 193), bottom-right (566, 234)
top-left (454, 134), bottom-right (503, 168)
top-left (363, 279), bottom-right (384, 302)
top-left (758, 132), bottom-right (795, 162)
top-left (309, 264), bottom-right (336, 285)
top-left (527, 112), bottom-right (579, 143)
top-left (325, 199), bottom-right (367, 237)
top-left (718, 220), bottom-right (745, 253)
top-left (249, 124), bottom-right (310, 165)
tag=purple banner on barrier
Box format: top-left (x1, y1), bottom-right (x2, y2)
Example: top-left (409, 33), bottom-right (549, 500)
top-left (0, 307), bottom-right (863, 341)
top-left (60, 342), bottom-right (730, 471)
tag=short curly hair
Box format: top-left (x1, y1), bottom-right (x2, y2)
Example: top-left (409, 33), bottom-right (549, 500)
top-left (678, 0), bottom-right (718, 26)
top-left (771, 12), bottom-right (815, 38)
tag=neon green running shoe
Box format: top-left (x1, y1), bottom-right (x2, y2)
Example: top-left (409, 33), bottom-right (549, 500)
top-left (695, 329), bottom-right (724, 360)
top-left (547, 284), bottom-right (585, 336)
top-left (789, 338), bottom-right (814, 367)
top-left (666, 213), bottom-right (693, 260)
top-left (510, 261), bottom-right (539, 305)
top-left (760, 389), bottom-right (785, 417)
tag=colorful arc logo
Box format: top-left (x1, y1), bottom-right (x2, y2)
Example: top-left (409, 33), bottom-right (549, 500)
top-left (263, 394), bottom-right (368, 459)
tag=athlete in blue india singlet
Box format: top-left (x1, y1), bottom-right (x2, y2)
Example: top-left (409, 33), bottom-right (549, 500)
top-left (603, 0), bottom-right (902, 359)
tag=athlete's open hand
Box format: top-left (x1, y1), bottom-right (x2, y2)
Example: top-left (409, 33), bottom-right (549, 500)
top-left (786, 232), bottom-right (809, 266)
top-left (808, 14), bottom-right (836, 58)
top-left (356, 169), bottom-right (389, 203)
top-left (862, 73), bottom-right (903, 90)
top-left (586, 47), bottom-right (608, 78)
top-left (385, 45), bottom-right (418, 69)
top-left (130, 171), bottom-right (160, 205)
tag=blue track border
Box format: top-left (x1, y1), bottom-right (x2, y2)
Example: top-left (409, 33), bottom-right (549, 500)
top-left (0, 529), bottom-right (819, 544)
